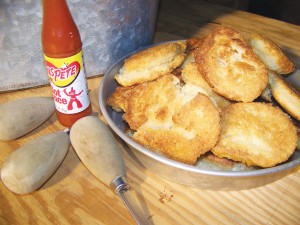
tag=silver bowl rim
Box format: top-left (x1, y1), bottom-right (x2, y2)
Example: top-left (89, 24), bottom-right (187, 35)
top-left (99, 41), bottom-right (300, 178)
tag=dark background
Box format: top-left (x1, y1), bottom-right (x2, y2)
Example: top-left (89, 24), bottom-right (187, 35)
top-left (203, 0), bottom-right (300, 25)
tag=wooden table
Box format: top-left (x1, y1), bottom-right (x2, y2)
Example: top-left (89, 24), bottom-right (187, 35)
top-left (1, 0), bottom-right (300, 224)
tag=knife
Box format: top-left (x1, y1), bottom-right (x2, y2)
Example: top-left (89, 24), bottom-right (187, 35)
top-left (69, 116), bottom-right (150, 225)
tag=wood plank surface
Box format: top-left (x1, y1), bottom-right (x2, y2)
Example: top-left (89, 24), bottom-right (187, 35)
top-left (1, 0), bottom-right (300, 224)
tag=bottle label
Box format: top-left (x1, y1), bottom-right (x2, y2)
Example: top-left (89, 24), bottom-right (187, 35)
top-left (44, 51), bottom-right (90, 114)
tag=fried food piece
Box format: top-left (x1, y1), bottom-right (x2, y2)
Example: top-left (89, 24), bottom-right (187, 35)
top-left (121, 75), bottom-right (220, 165)
top-left (181, 62), bottom-right (231, 110)
top-left (123, 75), bottom-right (181, 130)
top-left (268, 71), bottom-right (300, 120)
top-left (107, 85), bottom-right (135, 112)
top-left (195, 26), bottom-right (268, 102)
top-left (212, 102), bottom-right (297, 168)
top-left (249, 33), bottom-right (294, 74)
top-left (115, 41), bottom-right (187, 86)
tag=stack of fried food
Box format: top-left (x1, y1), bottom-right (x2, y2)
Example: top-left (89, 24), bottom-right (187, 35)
top-left (107, 26), bottom-right (300, 168)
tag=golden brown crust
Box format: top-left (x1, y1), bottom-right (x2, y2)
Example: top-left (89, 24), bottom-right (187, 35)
top-left (186, 37), bottom-right (205, 50)
top-left (212, 102), bottom-right (297, 167)
top-left (181, 62), bottom-right (231, 110)
top-left (195, 26), bottom-right (268, 102)
top-left (268, 71), bottom-right (300, 120)
top-left (249, 33), bottom-right (294, 74)
top-left (107, 85), bottom-right (136, 112)
top-left (115, 41), bottom-right (187, 86)
top-left (118, 74), bottom-right (220, 165)
top-left (124, 75), bottom-right (179, 130)
top-left (133, 92), bottom-right (220, 165)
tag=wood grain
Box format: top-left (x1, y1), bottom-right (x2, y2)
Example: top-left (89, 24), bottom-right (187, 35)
top-left (1, 0), bottom-right (300, 224)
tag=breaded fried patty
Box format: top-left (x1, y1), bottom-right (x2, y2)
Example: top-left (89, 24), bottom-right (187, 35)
top-left (107, 85), bottom-right (136, 112)
top-left (115, 41), bottom-right (187, 86)
top-left (268, 71), bottom-right (300, 121)
top-left (212, 102), bottom-right (297, 167)
top-left (195, 27), bottom-right (268, 102)
top-left (123, 75), bottom-right (181, 130)
top-left (181, 62), bottom-right (231, 110)
top-left (249, 33), bottom-right (294, 74)
top-left (117, 74), bottom-right (220, 165)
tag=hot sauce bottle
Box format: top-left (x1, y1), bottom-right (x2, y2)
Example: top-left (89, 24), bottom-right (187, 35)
top-left (41, 0), bottom-right (92, 127)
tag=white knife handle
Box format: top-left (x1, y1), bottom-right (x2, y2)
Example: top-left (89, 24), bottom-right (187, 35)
top-left (70, 116), bottom-right (126, 187)
top-left (70, 116), bottom-right (150, 225)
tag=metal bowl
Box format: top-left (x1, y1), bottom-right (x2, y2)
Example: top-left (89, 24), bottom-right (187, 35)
top-left (99, 42), bottom-right (300, 190)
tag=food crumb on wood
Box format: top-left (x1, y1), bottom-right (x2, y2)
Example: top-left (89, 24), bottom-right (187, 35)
top-left (158, 186), bottom-right (174, 203)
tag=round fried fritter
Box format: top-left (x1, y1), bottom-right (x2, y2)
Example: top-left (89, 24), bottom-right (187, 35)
top-left (115, 41), bottom-right (186, 86)
top-left (268, 71), bottom-right (300, 121)
top-left (195, 27), bottom-right (268, 102)
top-left (124, 75), bottom-right (180, 130)
top-left (249, 33), bottom-right (294, 75)
top-left (133, 92), bottom-right (220, 165)
top-left (123, 74), bottom-right (220, 165)
top-left (212, 102), bottom-right (297, 168)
